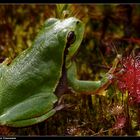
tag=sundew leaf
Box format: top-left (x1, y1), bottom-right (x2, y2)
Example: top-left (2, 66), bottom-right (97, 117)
top-left (112, 115), bottom-right (126, 130)
top-left (116, 55), bottom-right (140, 105)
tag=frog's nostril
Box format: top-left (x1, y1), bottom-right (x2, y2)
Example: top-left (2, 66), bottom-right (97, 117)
top-left (76, 20), bottom-right (80, 25)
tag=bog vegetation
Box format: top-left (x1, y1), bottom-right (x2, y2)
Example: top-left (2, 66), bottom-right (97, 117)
top-left (1, 4), bottom-right (140, 136)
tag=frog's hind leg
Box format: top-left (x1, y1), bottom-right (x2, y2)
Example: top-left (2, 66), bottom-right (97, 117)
top-left (7, 107), bottom-right (56, 127)
top-left (0, 92), bottom-right (58, 127)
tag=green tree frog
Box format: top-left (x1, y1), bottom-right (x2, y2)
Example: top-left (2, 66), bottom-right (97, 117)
top-left (0, 17), bottom-right (113, 127)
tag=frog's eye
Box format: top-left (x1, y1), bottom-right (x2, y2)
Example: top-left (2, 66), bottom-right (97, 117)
top-left (67, 31), bottom-right (76, 45)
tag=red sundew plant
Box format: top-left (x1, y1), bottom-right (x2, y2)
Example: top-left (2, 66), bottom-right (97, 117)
top-left (116, 55), bottom-right (140, 105)
top-left (112, 115), bottom-right (126, 130)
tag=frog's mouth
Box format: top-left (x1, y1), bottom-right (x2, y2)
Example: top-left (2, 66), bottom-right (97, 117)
top-left (66, 42), bottom-right (81, 66)
top-left (70, 45), bottom-right (81, 61)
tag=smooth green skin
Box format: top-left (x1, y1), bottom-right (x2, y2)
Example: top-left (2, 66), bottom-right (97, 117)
top-left (0, 17), bottom-right (109, 127)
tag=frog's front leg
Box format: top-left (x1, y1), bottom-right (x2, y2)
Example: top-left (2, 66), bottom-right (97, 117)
top-left (0, 92), bottom-right (57, 127)
top-left (67, 62), bottom-right (113, 95)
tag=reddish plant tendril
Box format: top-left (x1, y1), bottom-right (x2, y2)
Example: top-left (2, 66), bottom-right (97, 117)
top-left (116, 55), bottom-right (140, 105)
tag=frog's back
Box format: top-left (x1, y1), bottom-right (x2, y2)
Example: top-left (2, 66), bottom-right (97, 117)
top-left (0, 19), bottom-right (67, 113)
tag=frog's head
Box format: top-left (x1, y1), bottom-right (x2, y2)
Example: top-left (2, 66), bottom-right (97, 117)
top-left (50, 17), bottom-right (85, 68)
top-left (43, 17), bottom-right (85, 68)
top-left (63, 18), bottom-right (85, 68)
top-left (59, 17), bottom-right (85, 68)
